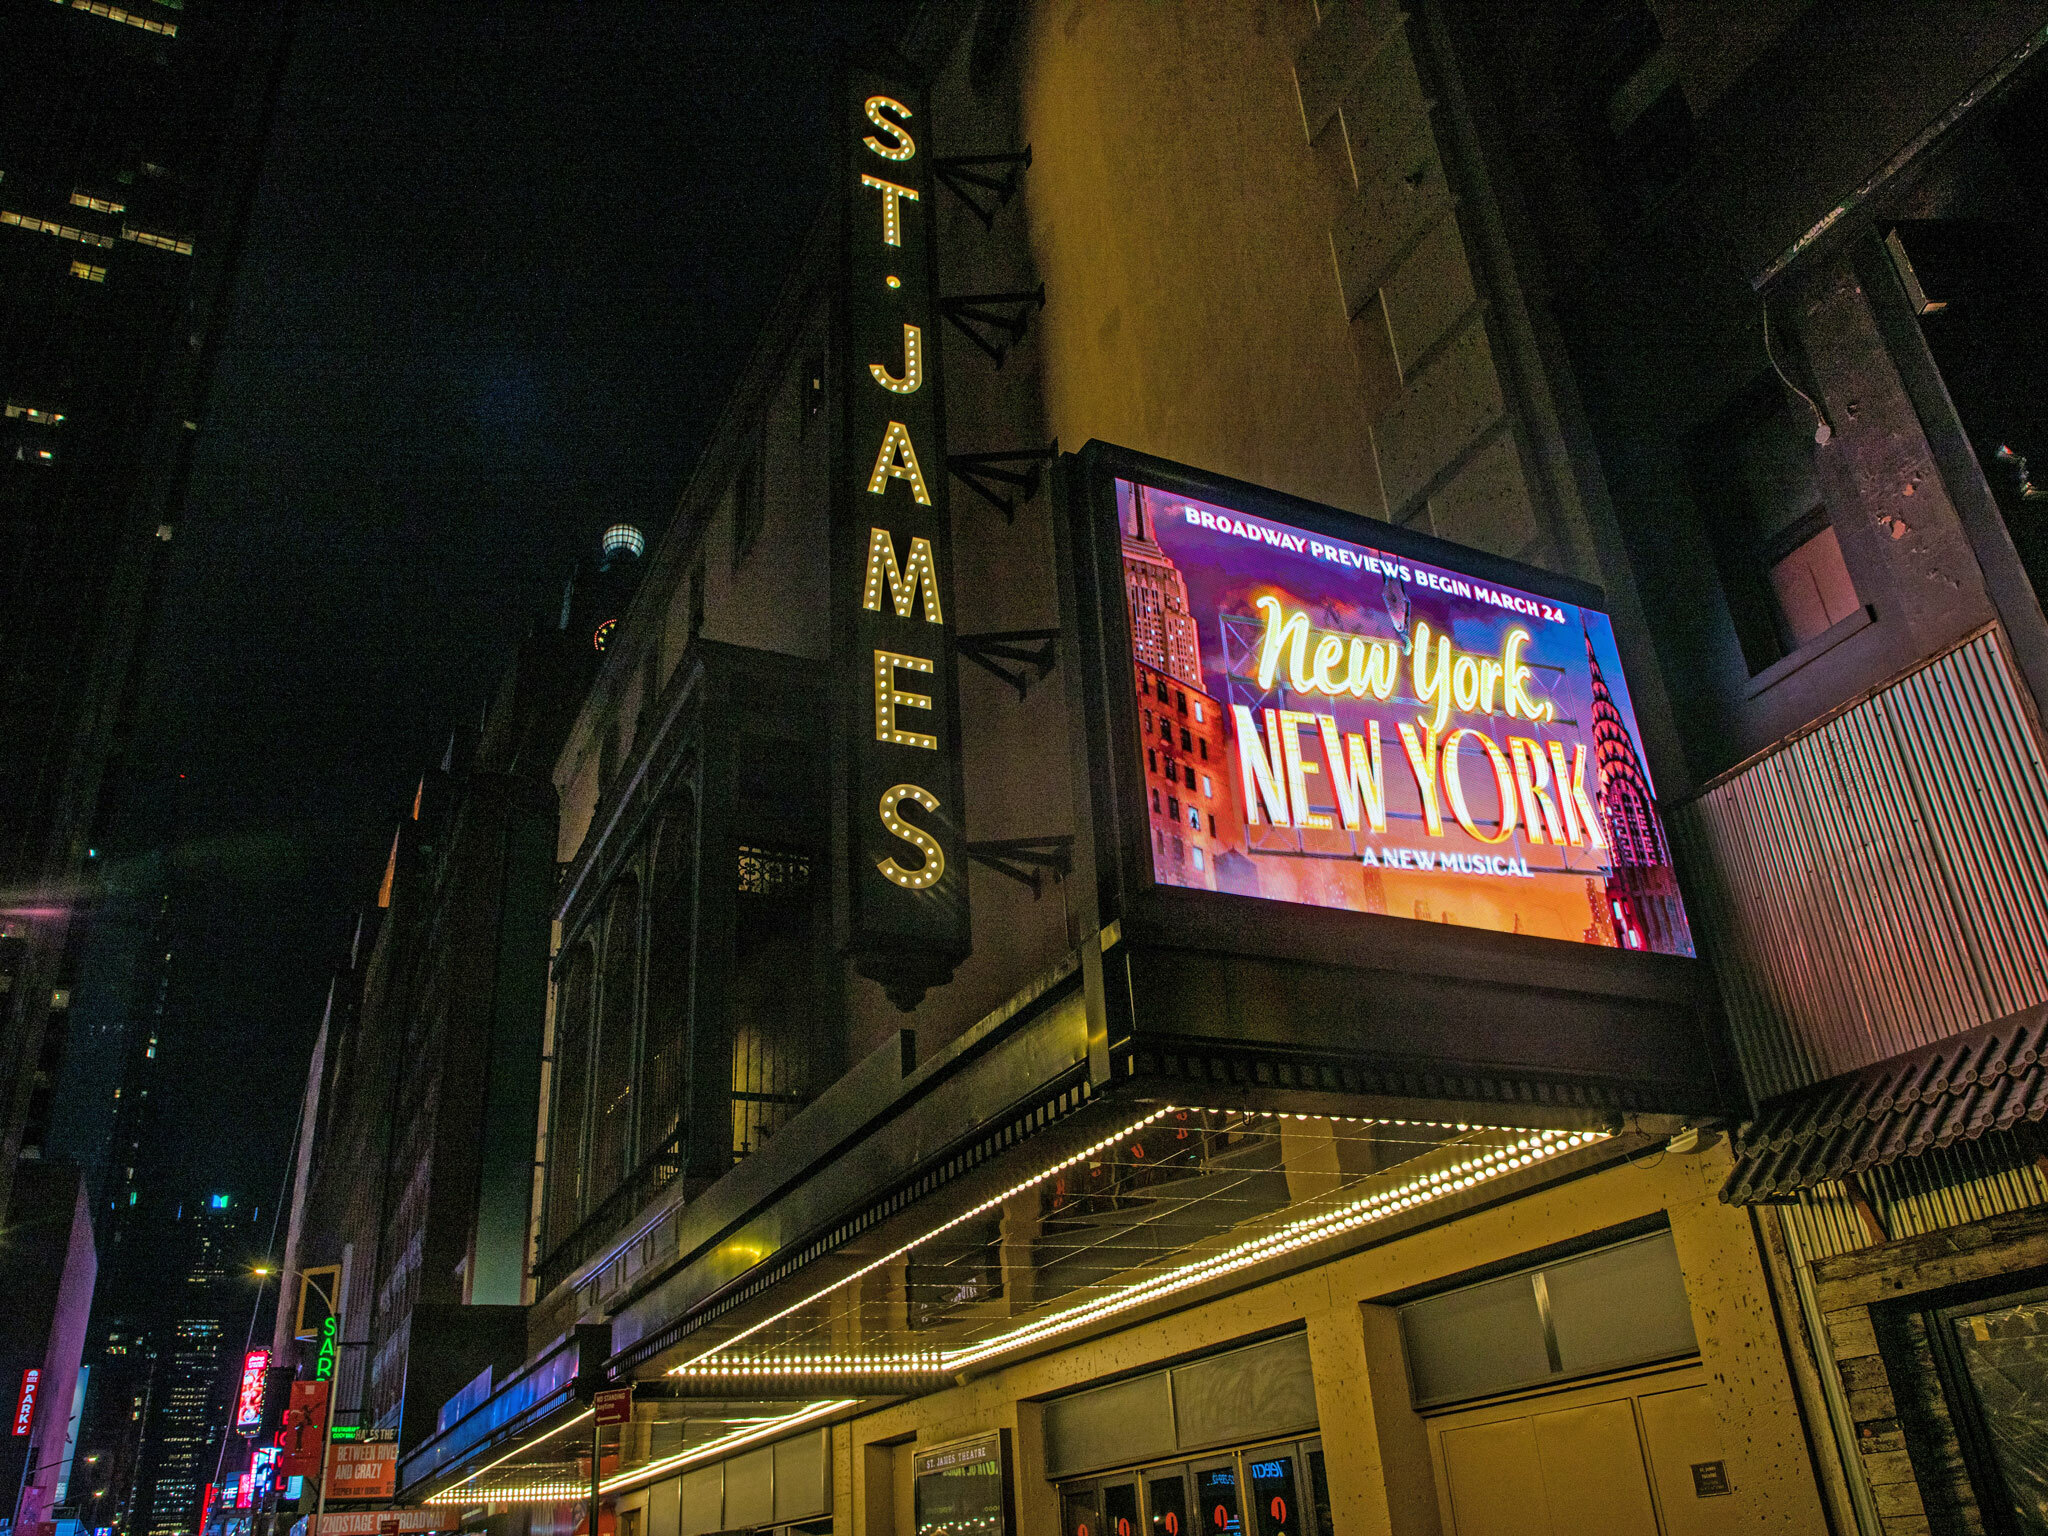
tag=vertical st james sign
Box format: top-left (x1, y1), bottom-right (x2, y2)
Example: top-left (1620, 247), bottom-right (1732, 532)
top-left (833, 66), bottom-right (969, 1007)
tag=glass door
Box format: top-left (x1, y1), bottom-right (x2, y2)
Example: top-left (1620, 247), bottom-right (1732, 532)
top-left (1062, 1483), bottom-right (1104, 1536)
top-left (1192, 1460), bottom-right (1244, 1536)
top-left (1144, 1467), bottom-right (1191, 1536)
top-left (1932, 1285), bottom-right (2048, 1535)
top-left (1100, 1478), bottom-right (1141, 1536)
top-left (1244, 1452), bottom-right (1302, 1536)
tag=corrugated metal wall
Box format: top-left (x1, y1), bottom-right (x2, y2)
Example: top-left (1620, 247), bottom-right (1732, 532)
top-left (1670, 630), bottom-right (2048, 1102)
top-left (1780, 1129), bottom-right (2048, 1261)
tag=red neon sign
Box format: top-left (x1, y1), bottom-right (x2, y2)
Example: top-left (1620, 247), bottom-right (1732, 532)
top-left (234, 1349), bottom-right (270, 1433)
top-left (12, 1368), bottom-right (38, 1435)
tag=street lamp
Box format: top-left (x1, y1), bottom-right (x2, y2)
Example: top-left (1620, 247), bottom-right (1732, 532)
top-left (249, 1267), bottom-right (341, 1536)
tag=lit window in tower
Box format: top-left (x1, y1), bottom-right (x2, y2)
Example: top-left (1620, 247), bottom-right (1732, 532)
top-left (4, 405), bottom-right (65, 425)
top-left (70, 192), bottom-right (125, 214)
top-left (121, 225), bottom-right (195, 255)
top-left (2, 210), bottom-right (116, 247)
top-left (50, 0), bottom-right (176, 35)
top-left (70, 260), bottom-right (107, 282)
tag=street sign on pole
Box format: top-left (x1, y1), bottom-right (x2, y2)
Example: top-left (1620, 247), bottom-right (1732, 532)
top-left (592, 1388), bottom-right (632, 1427)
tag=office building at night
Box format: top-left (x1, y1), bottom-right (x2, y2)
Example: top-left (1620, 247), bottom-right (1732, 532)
top-left (0, 14), bottom-right (287, 1534)
top-left (127, 1197), bottom-right (258, 1536)
top-left (270, 5), bottom-right (2048, 1535)
top-left (0, 0), bottom-right (288, 1204)
top-left (272, 599), bottom-right (602, 1469)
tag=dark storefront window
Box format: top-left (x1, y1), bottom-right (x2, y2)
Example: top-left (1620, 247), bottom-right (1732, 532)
top-left (1931, 1285), bottom-right (2048, 1535)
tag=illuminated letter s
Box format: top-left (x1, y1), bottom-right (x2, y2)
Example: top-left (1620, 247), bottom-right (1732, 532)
top-left (863, 95), bottom-right (916, 161)
top-left (877, 784), bottom-right (945, 888)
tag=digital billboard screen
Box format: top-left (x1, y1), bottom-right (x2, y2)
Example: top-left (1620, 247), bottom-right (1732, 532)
top-left (1110, 473), bottom-right (1692, 955)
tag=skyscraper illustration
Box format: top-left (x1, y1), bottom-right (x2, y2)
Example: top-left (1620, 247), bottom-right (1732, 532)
top-left (1121, 488), bottom-right (1205, 689)
top-left (1585, 629), bottom-right (1691, 954)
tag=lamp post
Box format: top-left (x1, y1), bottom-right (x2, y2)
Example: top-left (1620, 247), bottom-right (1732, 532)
top-left (250, 1267), bottom-right (340, 1536)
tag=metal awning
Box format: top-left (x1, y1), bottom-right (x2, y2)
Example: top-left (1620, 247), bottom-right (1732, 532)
top-left (648, 1103), bottom-right (1613, 1392)
top-left (1722, 1003), bottom-right (2048, 1203)
top-left (417, 1395), bottom-right (851, 1509)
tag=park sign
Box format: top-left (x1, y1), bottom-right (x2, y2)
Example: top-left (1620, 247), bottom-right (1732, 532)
top-left (831, 63), bottom-right (969, 1009)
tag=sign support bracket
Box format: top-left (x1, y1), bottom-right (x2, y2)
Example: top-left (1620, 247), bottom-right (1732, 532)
top-left (933, 148), bottom-right (1031, 229)
top-left (938, 285), bottom-right (1045, 367)
top-left (964, 835), bottom-right (1074, 897)
top-left (955, 630), bottom-right (1060, 701)
top-left (948, 444), bottom-right (1056, 522)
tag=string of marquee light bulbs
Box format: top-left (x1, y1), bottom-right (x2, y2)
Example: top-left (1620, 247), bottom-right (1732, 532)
top-left (443, 1113), bottom-right (1607, 1503)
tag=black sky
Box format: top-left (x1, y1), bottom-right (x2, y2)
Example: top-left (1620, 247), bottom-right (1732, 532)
top-left (113, 1), bottom-right (914, 1217)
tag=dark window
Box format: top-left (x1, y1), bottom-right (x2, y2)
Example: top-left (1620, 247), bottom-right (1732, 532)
top-left (1569, 0), bottom-right (1697, 232)
top-left (543, 946), bottom-right (596, 1253)
top-left (804, 352), bottom-right (825, 430)
top-left (1195, 1466), bottom-right (1241, 1536)
top-left (731, 843), bottom-right (820, 1160)
top-left (1175, 689), bottom-right (1187, 714)
top-left (1156, 678), bottom-right (1168, 702)
top-left (1148, 748), bottom-right (1157, 774)
top-left (1200, 739), bottom-right (1208, 760)
top-left (587, 879), bottom-right (641, 1205)
top-left (1180, 727), bottom-right (1192, 751)
top-left (1691, 369), bottom-right (1861, 672)
top-left (1168, 796), bottom-right (1180, 819)
top-left (732, 446), bottom-right (765, 566)
top-left (639, 797), bottom-right (697, 1157)
top-left (1152, 789), bottom-right (1161, 813)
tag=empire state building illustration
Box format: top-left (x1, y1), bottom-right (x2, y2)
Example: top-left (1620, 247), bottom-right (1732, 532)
top-left (1585, 628), bottom-right (1693, 954)
top-left (1120, 487), bottom-right (1242, 892)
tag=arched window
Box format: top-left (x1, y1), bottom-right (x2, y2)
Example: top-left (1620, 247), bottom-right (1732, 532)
top-left (542, 945), bottom-right (594, 1255)
top-left (639, 796), bottom-right (697, 1159)
top-left (587, 878), bottom-right (641, 1207)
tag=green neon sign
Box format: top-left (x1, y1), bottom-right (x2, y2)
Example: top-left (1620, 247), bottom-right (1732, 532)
top-left (315, 1315), bottom-right (338, 1383)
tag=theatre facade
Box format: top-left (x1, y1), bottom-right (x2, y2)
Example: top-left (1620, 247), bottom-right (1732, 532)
top-left (366, 6), bottom-right (2048, 1536)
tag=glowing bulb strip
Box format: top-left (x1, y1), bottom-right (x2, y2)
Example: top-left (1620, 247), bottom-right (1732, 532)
top-left (599, 1399), bottom-right (853, 1498)
top-left (943, 1127), bottom-right (1603, 1369)
top-left (674, 1353), bottom-right (943, 1379)
top-left (669, 1114), bottom-right (1603, 1381)
top-left (435, 1407), bottom-right (592, 1499)
top-left (426, 1401), bottom-right (857, 1506)
top-left (673, 1109), bottom-right (1175, 1372)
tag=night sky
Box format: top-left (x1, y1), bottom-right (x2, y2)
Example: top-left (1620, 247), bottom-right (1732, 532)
top-left (110, 2), bottom-right (914, 1225)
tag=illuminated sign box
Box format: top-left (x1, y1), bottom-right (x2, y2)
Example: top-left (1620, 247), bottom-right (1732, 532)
top-left (1061, 444), bottom-right (1726, 1122)
top-left (234, 1349), bottom-right (269, 1434)
top-left (1109, 470), bottom-right (1690, 954)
